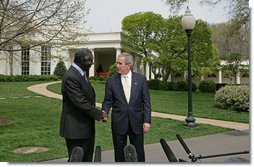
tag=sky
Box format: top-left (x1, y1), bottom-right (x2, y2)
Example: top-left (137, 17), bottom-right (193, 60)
top-left (84, 0), bottom-right (230, 33)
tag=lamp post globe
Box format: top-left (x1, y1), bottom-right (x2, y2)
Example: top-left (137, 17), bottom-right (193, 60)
top-left (181, 7), bottom-right (196, 127)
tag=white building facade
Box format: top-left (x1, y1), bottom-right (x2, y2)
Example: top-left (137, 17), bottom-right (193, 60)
top-left (0, 31), bottom-right (249, 85)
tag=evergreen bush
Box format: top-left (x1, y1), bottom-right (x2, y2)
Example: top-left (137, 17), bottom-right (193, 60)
top-left (53, 60), bottom-right (67, 78)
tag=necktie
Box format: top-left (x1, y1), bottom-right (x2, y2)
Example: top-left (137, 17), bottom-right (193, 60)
top-left (83, 74), bottom-right (88, 83)
top-left (123, 75), bottom-right (130, 103)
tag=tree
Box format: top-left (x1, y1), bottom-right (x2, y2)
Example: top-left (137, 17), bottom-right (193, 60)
top-left (152, 16), bottom-right (219, 81)
top-left (163, 0), bottom-right (249, 33)
top-left (222, 52), bottom-right (248, 84)
top-left (121, 12), bottom-right (164, 79)
top-left (122, 12), bottom-right (219, 81)
top-left (0, 0), bottom-right (89, 52)
top-left (211, 22), bottom-right (249, 60)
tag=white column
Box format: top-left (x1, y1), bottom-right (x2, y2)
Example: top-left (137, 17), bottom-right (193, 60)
top-left (89, 49), bottom-right (95, 77)
top-left (116, 48), bottom-right (121, 60)
top-left (236, 72), bottom-right (241, 84)
top-left (145, 64), bottom-right (149, 79)
top-left (218, 70), bottom-right (222, 83)
top-left (167, 74), bottom-right (172, 82)
top-left (201, 75), bottom-right (204, 81)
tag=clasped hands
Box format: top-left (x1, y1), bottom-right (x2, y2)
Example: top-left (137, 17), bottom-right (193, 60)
top-left (101, 110), bottom-right (108, 122)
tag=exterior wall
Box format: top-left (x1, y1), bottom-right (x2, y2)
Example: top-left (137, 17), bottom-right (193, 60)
top-left (0, 31), bottom-right (249, 85)
top-left (0, 51), bottom-right (8, 75)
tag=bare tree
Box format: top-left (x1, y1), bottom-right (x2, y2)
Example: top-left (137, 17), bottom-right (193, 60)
top-left (211, 22), bottom-right (249, 60)
top-left (0, 0), bottom-right (89, 52)
top-left (163, 0), bottom-right (249, 32)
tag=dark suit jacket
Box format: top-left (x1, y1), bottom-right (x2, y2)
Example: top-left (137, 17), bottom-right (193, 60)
top-left (59, 66), bottom-right (101, 139)
top-left (102, 72), bottom-right (151, 134)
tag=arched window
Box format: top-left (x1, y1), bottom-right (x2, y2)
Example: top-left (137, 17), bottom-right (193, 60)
top-left (174, 73), bottom-right (182, 78)
top-left (242, 73), bottom-right (249, 78)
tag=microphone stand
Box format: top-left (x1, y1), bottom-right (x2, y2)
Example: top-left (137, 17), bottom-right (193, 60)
top-left (190, 151), bottom-right (249, 161)
top-left (176, 134), bottom-right (249, 162)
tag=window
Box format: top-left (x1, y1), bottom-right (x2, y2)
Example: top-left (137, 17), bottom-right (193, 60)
top-left (41, 46), bottom-right (51, 75)
top-left (21, 47), bottom-right (30, 75)
top-left (208, 73), bottom-right (217, 78)
top-left (242, 73), bottom-right (249, 78)
top-left (174, 73), bottom-right (182, 78)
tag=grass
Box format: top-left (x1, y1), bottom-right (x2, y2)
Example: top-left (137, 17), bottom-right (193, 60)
top-left (48, 81), bottom-right (249, 123)
top-left (0, 81), bottom-right (248, 162)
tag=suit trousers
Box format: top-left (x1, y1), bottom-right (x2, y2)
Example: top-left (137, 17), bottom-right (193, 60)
top-left (112, 125), bottom-right (145, 162)
top-left (65, 137), bottom-right (95, 162)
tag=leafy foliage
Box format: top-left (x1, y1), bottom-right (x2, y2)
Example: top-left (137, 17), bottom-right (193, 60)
top-left (122, 12), bottom-right (219, 82)
top-left (215, 85), bottom-right (249, 112)
top-left (163, 0), bottom-right (249, 34)
top-left (53, 60), bottom-right (67, 78)
top-left (199, 80), bottom-right (216, 92)
top-left (108, 63), bottom-right (117, 77)
top-left (0, 75), bottom-right (60, 82)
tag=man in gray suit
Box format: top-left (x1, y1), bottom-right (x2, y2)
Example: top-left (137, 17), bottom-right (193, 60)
top-left (101, 52), bottom-right (151, 162)
top-left (59, 48), bottom-right (105, 162)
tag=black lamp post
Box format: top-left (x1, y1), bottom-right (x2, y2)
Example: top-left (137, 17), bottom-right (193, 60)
top-left (181, 7), bottom-right (196, 127)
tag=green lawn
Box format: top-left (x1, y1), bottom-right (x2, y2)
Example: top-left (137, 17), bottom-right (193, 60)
top-left (48, 81), bottom-right (249, 123)
top-left (0, 81), bottom-right (248, 162)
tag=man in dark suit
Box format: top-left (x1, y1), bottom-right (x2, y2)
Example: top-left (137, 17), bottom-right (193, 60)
top-left (101, 52), bottom-right (151, 162)
top-left (59, 48), bottom-right (105, 162)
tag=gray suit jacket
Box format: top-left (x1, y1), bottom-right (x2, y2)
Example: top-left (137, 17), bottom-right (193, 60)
top-left (59, 66), bottom-right (101, 139)
top-left (102, 72), bottom-right (151, 134)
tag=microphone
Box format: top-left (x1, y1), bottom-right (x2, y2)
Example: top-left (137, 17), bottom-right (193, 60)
top-left (93, 146), bottom-right (101, 162)
top-left (69, 146), bottom-right (83, 162)
top-left (176, 134), bottom-right (191, 154)
top-left (124, 144), bottom-right (138, 162)
top-left (160, 138), bottom-right (178, 162)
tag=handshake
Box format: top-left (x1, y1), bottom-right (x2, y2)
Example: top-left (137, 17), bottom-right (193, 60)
top-left (101, 110), bottom-right (108, 122)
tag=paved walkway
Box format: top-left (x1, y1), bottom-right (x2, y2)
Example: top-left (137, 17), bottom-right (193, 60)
top-left (27, 81), bottom-right (249, 131)
top-left (27, 81), bottom-right (250, 163)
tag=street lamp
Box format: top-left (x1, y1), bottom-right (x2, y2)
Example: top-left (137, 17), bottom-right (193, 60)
top-left (181, 7), bottom-right (196, 127)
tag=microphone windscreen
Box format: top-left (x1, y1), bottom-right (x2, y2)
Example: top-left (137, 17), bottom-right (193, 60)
top-left (93, 146), bottom-right (101, 162)
top-left (124, 144), bottom-right (138, 162)
top-left (176, 134), bottom-right (191, 154)
top-left (160, 138), bottom-right (178, 162)
top-left (70, 146), bottom-right (83, 162)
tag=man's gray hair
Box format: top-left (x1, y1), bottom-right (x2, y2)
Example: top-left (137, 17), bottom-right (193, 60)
top-left (118, 52), bottom-right (133, 65)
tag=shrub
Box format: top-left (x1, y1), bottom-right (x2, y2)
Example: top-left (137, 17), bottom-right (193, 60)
top-left (215, 85), bottom-right (249, 112)
top-left (89, 76), bottom-right (96, 81)
top-left (148, 79), bottom-right (160, 90)
top-left (199, 80), bottom-right (216, 92)
top-left (173, 81), bottom-right (196, 91)
top-left (173, 81), bottom-right (187, 91)
top-left (96, 75), bottom-right (107, 81)
top-left (53, 60), bottom-right (67, 78)
top-left (108, 63), bottom-right (117, 77)
top-left (0, 75), bottom-right (59, 82)
top-left (166, 82), bottom-right (175, 91)
top-left (158, 81), bottom-right (168, 90)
